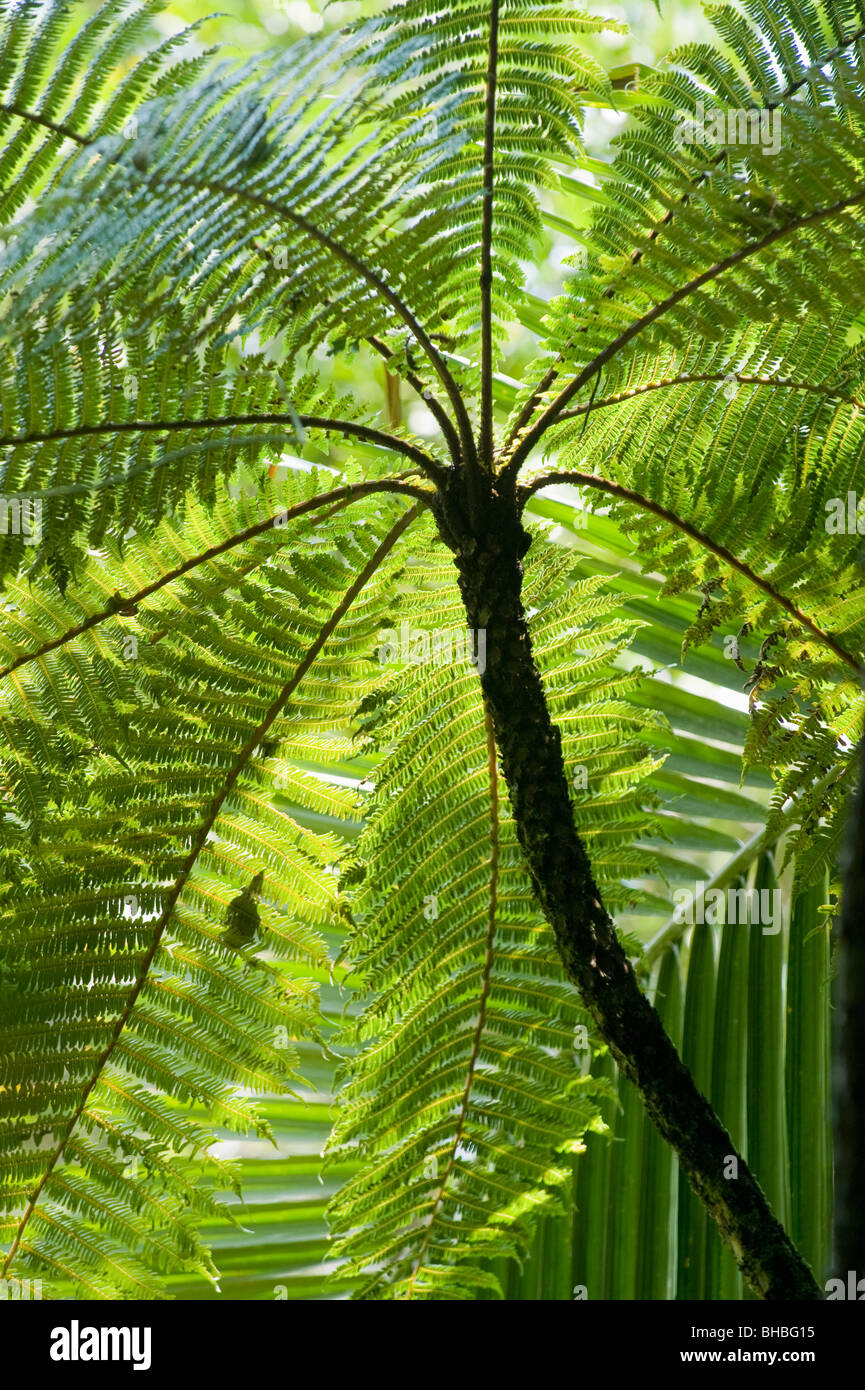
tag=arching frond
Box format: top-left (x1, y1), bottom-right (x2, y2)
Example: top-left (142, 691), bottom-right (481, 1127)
top-left (0, 476), bottom-right (421, 1296)
top-left (505, 0), bottom-right (865, 467)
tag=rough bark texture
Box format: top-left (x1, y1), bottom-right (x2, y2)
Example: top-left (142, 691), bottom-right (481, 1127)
top-left (832, 740), bottom-right (865, 1280)
top-left (435, 474), bottom-right (822, 1300)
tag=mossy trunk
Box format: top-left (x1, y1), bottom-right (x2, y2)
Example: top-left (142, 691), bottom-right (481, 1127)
top-left (445, 478), bottom-right (821, 1300)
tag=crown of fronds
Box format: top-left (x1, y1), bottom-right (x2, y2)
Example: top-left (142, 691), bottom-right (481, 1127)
top-left (2, 0), bottom-right (865, 1299)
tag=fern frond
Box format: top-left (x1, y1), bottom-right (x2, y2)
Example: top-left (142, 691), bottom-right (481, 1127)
top-left (325, 520), bottom-right (665, 1297)
top-left (505, 0), bottom-right (865, 469)
top-left (0, 479), bottom-right (421, 1296)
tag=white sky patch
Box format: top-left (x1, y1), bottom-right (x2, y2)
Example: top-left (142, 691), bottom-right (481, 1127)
top-left (271, 0), bottom-right (323, 33)
top-left (408, 403), bottom-right (440, 437)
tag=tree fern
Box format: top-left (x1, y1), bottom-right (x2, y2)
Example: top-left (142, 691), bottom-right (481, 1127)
top-left (2, 0), bottom-right (864, 1300)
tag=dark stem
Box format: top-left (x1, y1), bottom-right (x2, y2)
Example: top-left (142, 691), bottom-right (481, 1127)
top-left (0, 89), bottom-right (473, 480)
top-left (832, 732), bottom-right (865, 1280)
top-left (0, 413), bottom-right (442, 482)
top-left (478, 0), bottom-right (501, 479)
top-left (0, 100), bottom-right (90, 145)
top-left (0, 90), bottom-right (461, 485)
top-left (0, 94), bottom-right (476, 481)
top-left (447, 484), bottom-right (821, 1299)
top-left (173, 171), bottom-right (480, 478)
top-left (554, 372), bottom-right (865, 421)
top-left (0, 479), bottom-right (428, 683)
top-left (503, 23), bottom-right (865, 450)
top-left (367, 334), bottom-right (463, 468)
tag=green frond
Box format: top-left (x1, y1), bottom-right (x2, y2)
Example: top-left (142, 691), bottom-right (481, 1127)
top-left (325, 518), bottom-right (669, 1298)
top-left (0, 471), bottom-right (420, 1296)
top-left (519, 313), bottom-right (865, 866)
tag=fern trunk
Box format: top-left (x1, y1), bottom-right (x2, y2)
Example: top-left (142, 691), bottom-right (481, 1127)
top-left (833, 741), bottom-right (865, 1278)
top-left (448, 481), bottom-right (821, 1301)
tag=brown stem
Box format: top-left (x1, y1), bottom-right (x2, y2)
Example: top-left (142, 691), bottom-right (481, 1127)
top-left (0, 98), bottom-right (467, 483)
top-left (832, 732), bottom-right (865, 1279)
top-left (0, 94), bottom-right (474, 475)
top-left (504, 23), bottom-right (865, 449)
top-left (555, 372), bottom-right (865, 422)
top-left (0, 412), bottom-right (440, 479)
top-left (444, 483), bottom-right (821, 1299)
top-left (170, 171), bottom-right (480, 479)
top-left (478, 0), bottom-right (501, 479)
top-left (367, 336), bottom-right (462, 470)
top-left (0, 100), bottom-right (89, 145)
